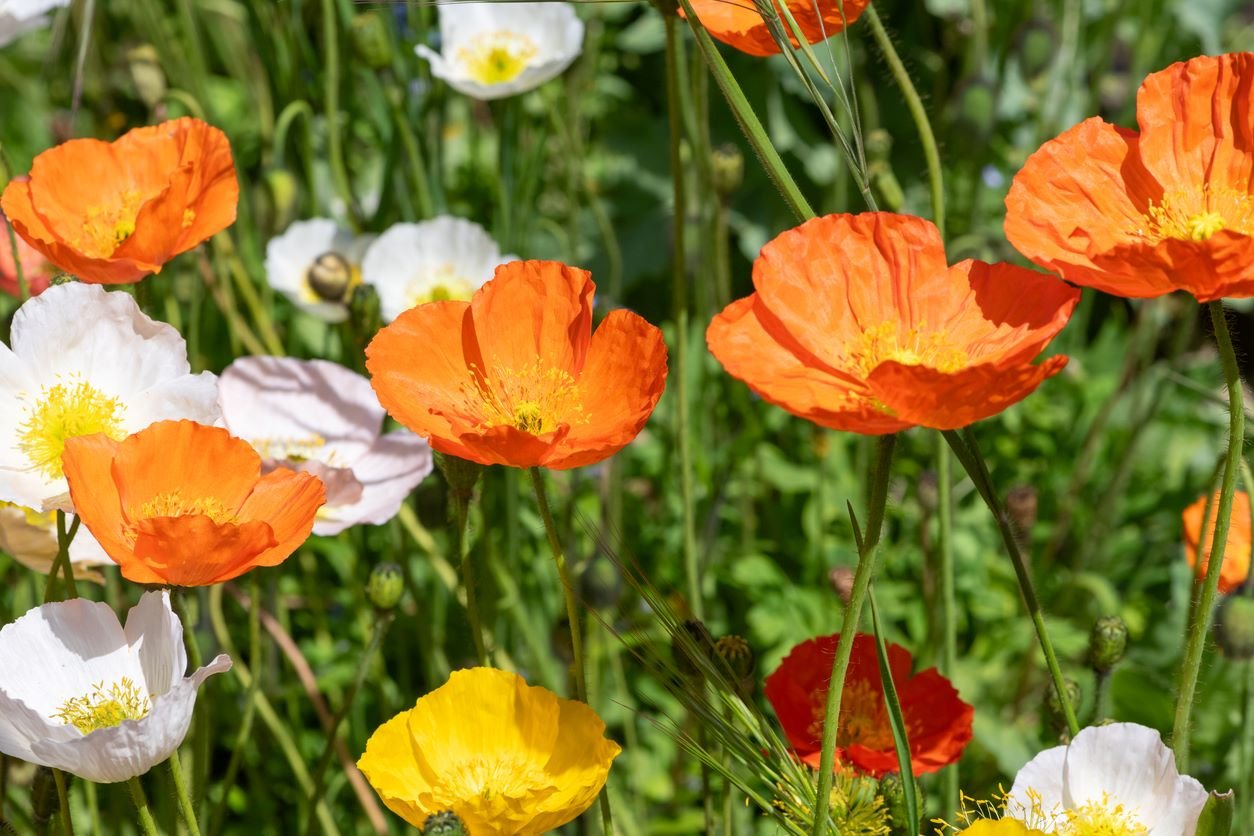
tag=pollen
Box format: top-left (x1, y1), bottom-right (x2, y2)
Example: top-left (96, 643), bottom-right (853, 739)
top-left (18, 379), bottom-right (127, 479)
top-left (76, 190), bottom-right (145, 258)
top-left (52, 678), bottom-right (151, 735)
top-left (458, 31), bottom-right (539, 85)
top-left (463, 360), bottom-right (589, 435)
top-left (407, 263), bottom-right (476, 308)
top-left (805, 680), bottom-right (895, 751)
top-left (848, 321), bottom-right (969, 379)
top-left (138, 491), bottom-right (238, 525)
top-left (1136, 185), bottom-right (1254, 244)
top-left (1061, 794), bottom-right (1144, 836)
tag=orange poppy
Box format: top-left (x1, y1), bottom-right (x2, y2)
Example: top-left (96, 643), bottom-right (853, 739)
top-left (1005, 52), bottom-right (1254, 301)
top-left (764, 632), bottom-right (973, 777)
top-left (680, 0), bottom-right (872, 58)
top-left (366, 259), bottom-right (668, 469)
top-left (706, 213), bottom-right (1079, 434)
top-left (61, 420), bottom-right (325, 586)
top-left (1, 117), bottom-right (238, 285)
top-left (1182, 490), bottom-right (1251, 594)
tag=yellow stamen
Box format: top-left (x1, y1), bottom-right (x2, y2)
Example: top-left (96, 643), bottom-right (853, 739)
top-left (458, 31), bottom-right (538, 85)
top-left (76, 190), bottom-right (144, 258)
top-left (807, 680), bottom-right (896, 751)
top-left (18, 380), bottom-right (127, 479)
top-left (138, 492), bottom-right (237, 525)
top-left (52, 678), bottom-right (151, 735)
top-left (847, 321), bottom-right (969, 379)
top-left (1136, 185), bottom-right (1254, 243)
top-left (463, 360), bottom-right (589, 435)
top-left (407, 264), bottom-right (476, 307)
top-left (1062, 793), bottom-right (1144, 836)
top-left (251, 434), bottom-right (328, 464)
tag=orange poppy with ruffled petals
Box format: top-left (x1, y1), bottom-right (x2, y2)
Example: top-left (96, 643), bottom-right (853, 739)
top-left (707, 213), bottom-right (1079, 434)
top-left (61, 420), bottom-right (325, 586)
top-left (1006, 52), bottom-right (1254, 301)
top-left (764, 633), bottom-right (973, 777)
top-left (1182, 490), bottom-right (1251, 594)
top-left (2, 117), bottom-right (238, 284)
top-left (366, 260), bottom-right (668, 469)
top-left (681, 0), bottom-right (871, 57)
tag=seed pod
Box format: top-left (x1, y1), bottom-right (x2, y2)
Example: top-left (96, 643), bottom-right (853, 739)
top-left (1086, 616), bottom-right (1128, 673)
top-left (1045, 678), bottom-right (1081, 739)
top-left (711, 144), bottom-right (744, 202)
top-left (366, 562), bottom-right (405, 611)
top-left (306, 251), bottom-right (355, 303)
top-left (422, 811), bottom-right (468, 836)
top-left (351, 11), bottom-right (394, 71)
top-left (1216, 596), bottom-right (1254, 661)
top-left (435, 452), bottom-right (483, 502)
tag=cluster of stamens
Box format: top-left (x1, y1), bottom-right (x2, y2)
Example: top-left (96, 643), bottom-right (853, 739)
top-left (136, 491), bottom-right (238, 525)
top-left (52, 678), bottom-right (152, 735)
top-left (457, 31), bottom-right (539, 85)
top-left (75, 190), bottom-right (144, 258)
top-left (251, 434), bottom-right (329, 464)
top-left (1132, 185), bottom-right (1254, 243)
top-left (18, 378), bottom-right (127, 479)
top-left (845, 321), bottom-right (969, 380)
top-left (462, 360), bottom-right (588, 435)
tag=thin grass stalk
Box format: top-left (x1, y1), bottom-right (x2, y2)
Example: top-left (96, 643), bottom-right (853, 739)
top-left (866, 589), bottom-right (917, 831)
top-left (1173, 301), bottom-right (1247, 768)
top-left (451, 485), bottom-right (488, 665)
top-left (811, 434), bottom-right (896, 835)
top-left (320, 0), bottom-right (358, 226)
top-left (936, 434), bottom-right (958, 814)
top-left (68, 0), bottom-right (96, 127)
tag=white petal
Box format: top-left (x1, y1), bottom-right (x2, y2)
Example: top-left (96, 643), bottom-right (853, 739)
top-left (1007, 742), bottom-right (1067, 829)
top-left (124, 591), bottom-right (187, 698)
top-left (125, 371), bottom-right (223, 432)
top-left (0, 688), bottom-right (74, 764)
top-left (28, 654), bottom-right (231, 783)
top-left (313, 430), bottom-right (433, 535)
top-left (265, 219), bottom-right (357, 322)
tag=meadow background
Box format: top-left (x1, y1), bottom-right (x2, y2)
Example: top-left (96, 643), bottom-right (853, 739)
top-left (2, 0), bottom-right (1254, 832)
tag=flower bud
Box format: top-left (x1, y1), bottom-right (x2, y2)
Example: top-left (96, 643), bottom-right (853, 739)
top-left (1216, 596), bottom-right (1254, 660)
top-left (422, 811), bottom-right (468, 836)
top-left (1045, 677), bottom-right (1081, 739)
top-left (955, 78), bottom-right (997, 138)
top-left (869, 161), bottom-right (905, 213)
top-left (1086, 616), bottom-right (1128, 673)
top-left (434, 452), bottom-right (483, 502)
top-left (879, 772), bottom-right (923, 835)
top-left (366, 562), bottom-right (405, 611)
top-left (865, 128), bottom-right (893, 161)
top-left (673, 618), bottom-right (715, 680)
top-left (829, 566), bottom-right (855, 606)
top-left (1016, 19), bottom-right (1058, 81)
top-left (1007, 484), bottom-right (1038, 535)
top-left (349, 283), bottom-right (382, 336)
top-left (306, 251), bottom-right (355, 303)
top-left (351, 11), bottom-right (394, 71)
top-left (31, 766), bottom-right (57, 827)
top-left (126, 45), bottom-right (167, 111)
top-left (715, 634), bottom-right (756, 699)
top-left (711, 144), bottom-right (744, 201)
top-left (1196, 789), bottom-right (1234, 836)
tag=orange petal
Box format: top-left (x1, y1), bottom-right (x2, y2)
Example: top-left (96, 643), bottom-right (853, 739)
top-left (1092, 232), bottom-right (1254, 303)
top-left (235, 468), bottom-right (326, 569)
top-left (132, 516), bottom-right (277, 586)
top-left (454, 424), bottom-right (567, 469)
top-left (949, 261), bottom-right (1081, 366)
top-left (682, 0), bottom-right (871, 58)
top-left (61, 433), bottom-right (133, 565)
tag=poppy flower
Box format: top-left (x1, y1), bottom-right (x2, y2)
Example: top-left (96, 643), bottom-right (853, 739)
top-left (219, 356), bottom-right (434, 536)
top-left (0, 591), bottom-right (231, 783)
top-left (361, 216), bottom-right (514, 323)
top-left (0, 216), bottom-right (52, 297)
top-left (265, 219), bottom-right (370, 323)
top-left (1005, 52), bottom-right (1254, 301)
top-left (1006, 723), bottom-right (1206, 834)
top-left (416, 3), bottom-right (584, 101)
top-left (1182, 490), bottom-right (1250, 594)
top-left (681, 0), bottom-right (871, 58)
top-left (764, 632), bottom-right (972, 777)
top-left (1, 117), bottom-right (238, 284)
top-left (61, 420), bottom-right (326, 586)
top-left (0, 283), bottom-right (221, 512)
top-left (358, 667), bottom-right (620, 834)
top-left (366, 259), bottom-right (668, 469)
top-left (707, 213), bottom-right (1079, 434)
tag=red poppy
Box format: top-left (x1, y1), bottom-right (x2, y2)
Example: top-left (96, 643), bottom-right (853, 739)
top-left (707, 213), bottom-right (1080, 434)
top-left (681, 0), bottom-right (872, 58)
top-left (1005, 52), bottom-right (1254, 301)
top-left (764, 632), bottom-right (972, 777)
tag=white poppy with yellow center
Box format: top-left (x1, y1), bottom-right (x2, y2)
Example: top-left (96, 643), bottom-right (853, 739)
top-left (0, 591), bottom-right (231, 783)
top-left (0, 283), bottom-right (220, 512)
top-left (362, 216), bottom-right (515, 322)
top-left (416, 2), bottom-right (584, 101)
top-left (265, 218), bottom-right (372, 323)
top-left (1006, 723), bottom-right (1207, 836)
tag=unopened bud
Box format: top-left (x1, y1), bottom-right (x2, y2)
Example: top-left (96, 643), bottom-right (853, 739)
top-left (673, 618), bottom-right (715, 679)
top-left (956, 78), bottom-right (996, 138)
top-left (1216, 596), bottom-right (1254, 660)
top-left (31, 766), bottom-right (57, 826)
top-left (829, 566), bottom-right (855, 606)
top-left (1087, 616), bottom-right (1128, 673)
top-left (349, 282), bottom-right (381, 336)
top-left (711, 144), bottom-right (744, 201)
top-left (422, 811), bottom-right (468, 836)
top-left (50, 274), bottom-right (76, 286)
top-left (865, 128), bottom-right (892, 161)
top-left (435, 452), bottom-right (483, 501)
top-left (126, 45), bottom-right (167, 111)
top-left (1017, 19), bottom-right (1057, 81)
top-left (306, 251), bottom-right (355, 303)
top-left (351, 11), bottom-right (394, 71)
top-left (366, 562), bottom-right (405, 610)
top-left (715, 634), bottom-right (756, 699)
top-left (869, 160), bottom-right (905, 212)
top-left (879, 773), bottom-right (923, 835)
top-left (1007, 484), bottom-right (1038, 535)
top-left (1045, 678), bottom-right (1081, 739)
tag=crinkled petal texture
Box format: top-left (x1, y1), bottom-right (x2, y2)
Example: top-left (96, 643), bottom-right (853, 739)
top-left (708, 213), bottom-right (1078, 434)
top-left (0, 591), bottom-right (230, 783)
top-left (264, 218), bottom-right (362, 323)
top-left (764, 633), bottom-right (973, 778)
top-left (681, 0), bottom-right (871, 57)
top-left (358, 667), bottom-right (620, 834)
top-left (1006, 53), bottom-right (1254, 302)
top-left (2, 117), bottom-right (238, 284)
top-left (0, 283), bottom-right (221, 512)
top-left (1182, 490), bottom-right (1251, 594)
top-left (62, 420), bottom-right (325, 586)
top-left (218, 356), bottom-right (433, 535)
top-left (1007, 723), bottom-right (1207, 835)
top-left (416, 2), bottom-right (584, 101)
top-left (367, 259), bottom-right (668, 469)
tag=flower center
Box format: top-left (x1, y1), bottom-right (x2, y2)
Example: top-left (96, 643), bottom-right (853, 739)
top-left (19, 379), bottom-right (127, 479)
top-left (137, 491), bottom-right (238, 525)
top-left (251, 435), bottom-right (329, 464)
top-left (1137, 186), bottom-right (1254, 243)
top-left (76, 190), bottom-right (145, 258)
top-left (52, 678), bottom-right (151, 735)
top-left (305, 251), bottom-right (361, 304)
top-left (847, 321), bottom-right (969, 379)
top-left (807, 680), bottom-right (895, 751)
top-left (408, 264), bottom-right (477, 308)
top-left (458, 31), bottom-right (539, 85)
top-left (1061, 794), bottom-right (1145, 836)
top-left (465, 360), bottom-right (589, 435)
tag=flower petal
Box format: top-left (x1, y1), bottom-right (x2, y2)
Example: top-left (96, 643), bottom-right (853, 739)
top-left (123, 590), bottom-right (186, 698)
top-left (313, 430), bottom-right (433, 535)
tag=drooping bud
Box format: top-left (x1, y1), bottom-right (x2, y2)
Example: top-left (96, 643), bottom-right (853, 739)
top-left (829, 566), bottom-right (855, 606)
top-left (715, 634), bottom-right (756, 699)
top-left (366, 562), bottom-right (405, 611)
top-left (1006, 484), bottom-right (1038, 536)
top-left (434, 452), bottom-right (483, 503)
top-left (351, 11), bottom-right (394, 71)
top-left (422, 811), bottom-right (468, 836)
top-left (306, 251), bottom-right (355, 303)
top-left (672, 618), bottom-right (715, 680)
top-left (1086, 616), bottom-right (1128, 673)
top-left (1045, 677), bottom-right (1081, 739)
top-left (1216, 596), bottom-right (1254, 660)
top-left (711, 144), bottom-right (744, 202)
top-left (126, 45), bottom-right (167, 111)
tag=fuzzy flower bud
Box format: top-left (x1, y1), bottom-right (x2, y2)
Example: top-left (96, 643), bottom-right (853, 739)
top-left (1045, 677), bottom-right (1081, 739)
top-left (715, 634), bottom-right (756, 699)
top-left (711, 144), bottom-right (744, 201)
top-left (422, 811), bottom-right (468, 836)
top-left (1007, 484), bottom-right (1038, 535)
top-left (1216, 596), bottom-right (1254, 661)
top-left (1087, 615), bottom-right (1129, 673)
top-left (435, 452), bottom-right (483, 502)
top-left (366, 562), bottom-right (405, 611)
top-left (829, 566), bottom-right (855, 605)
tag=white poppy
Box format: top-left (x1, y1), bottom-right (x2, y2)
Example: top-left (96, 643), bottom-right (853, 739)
top-left (1006, 722), bottom-right (1208, 835)
top-left (416, 2), bottom-right (584, 101)
top-left (0, 283), bottom-right (221, 512)
top-left (361, 216), bottom-right (513, 322)
top-left (0, 0), bottom-right (70, 48)
top-left (0, 503), bottom-right (111, 583)
top-left (0, 591), bottom-right (231, 783)
top-left (265, 218), bottom-right (370, 323)
top-left (218, 356), bottom-right (433, 536)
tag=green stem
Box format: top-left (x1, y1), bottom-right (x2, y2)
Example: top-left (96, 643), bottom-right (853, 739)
top-left (936, 434), bottom-right (958, 814)
top-left (383, 77), bottom-right (435, 218)
top-left (452, 488), bottom-right (488, 665)
top-left (207, 577), bottom-right (262, 836)
top-left (867, 589), bottom-right (917, 833)
top-left (5, 219), bottom-right (27, 300)
top-left (863, 6), bottom-right (944, 234)
top-left (125, 778), bottom-right (159, 836)
top-left (1173, 301), bottom-right (1246, 768)
top-left (811, 434), bottom-right (896, 835)
top-left (168, 753), bottom-right (201, 836)
top-left (673, 2), bottom-right (814, 222)
top-left (68, 0), bottom-right (96, 127)
top-left (52, 769), bottom-right (72, 836)
top-left (944, 429), bottom-right (1080, 737)
top-left (1093, 669), bottom-right (1112, 722)
top-left (320, 0), bottom-right (358, 226)
top-left (1242, 660), bottom-right (1254, 827)
top-left (43, 512), bottom-right (80, 602)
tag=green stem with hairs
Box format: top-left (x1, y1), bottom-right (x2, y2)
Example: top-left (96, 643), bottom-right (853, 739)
top-left (451, 484), bottom-right (488, 665)
top-left (125, 778), bottom-right (158, 836)
top-left (168, 753), bottom-right (200, 836)
top-left (1173, 301), bottom-right (1246, 768)
top-left (52, 769), bottom-right (72, 836)
top-left (811, 434), bottom-right (896, 836)
top-left (43, 513), bottom-right (80, 602)
top-left (936, 434), bottom-right (959, 814)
